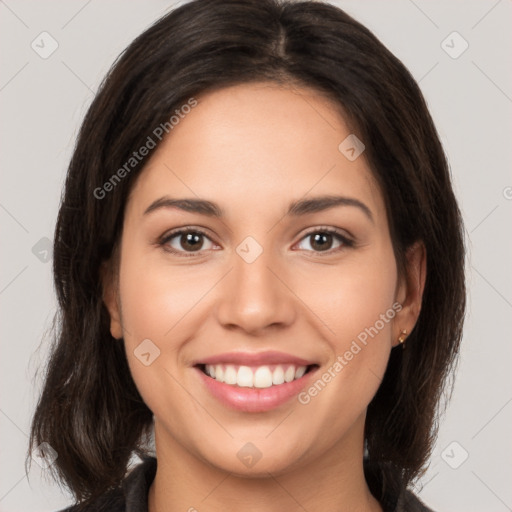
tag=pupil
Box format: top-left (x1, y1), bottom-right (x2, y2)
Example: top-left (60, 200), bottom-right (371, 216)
top-left (182, 233), bottom-right (202, 251)
top-left (312, 233), bottom-right (332, 251)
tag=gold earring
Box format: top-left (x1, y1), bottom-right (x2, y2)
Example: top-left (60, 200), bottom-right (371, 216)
top-left (397, 329), bottom-right (408, 349)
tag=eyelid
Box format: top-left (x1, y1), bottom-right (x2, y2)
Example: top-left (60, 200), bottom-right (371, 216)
top-left (159, 226), bottom-right (212, 241)
top-left (297, 225), bottom-right (354, 243)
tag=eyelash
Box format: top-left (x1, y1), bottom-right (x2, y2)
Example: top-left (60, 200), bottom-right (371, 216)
top-left (158, 226), bottom-right (355, 258)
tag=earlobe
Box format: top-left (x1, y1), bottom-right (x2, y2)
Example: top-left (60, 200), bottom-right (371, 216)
top-left (393, 241), bottom-right (427, 347)
top-left (100, 261), bottom-right (123, 340)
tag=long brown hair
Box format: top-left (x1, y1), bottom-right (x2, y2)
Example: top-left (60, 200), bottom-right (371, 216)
top-left (28, 0), bottom-right (466, 505)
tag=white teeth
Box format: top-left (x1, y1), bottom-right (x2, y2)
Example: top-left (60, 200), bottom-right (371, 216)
top-left (215, 364), bottom-right (223, 382)
top-left (203, 364), bottom-right (308, 388)
top-left (237, 366), bottom-right (253, 387)
top-left (284, 366), bottom-right (295, 383)
top-left (224, 365), bottom-right (237, 385)
top-left (295, 366), bottom-right (306, 379)
top-left (254, 366), bottom-right (273, 388)
top-left (272, 366), bottom-right (285, 385)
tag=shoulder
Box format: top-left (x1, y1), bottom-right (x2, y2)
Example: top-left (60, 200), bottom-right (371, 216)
top-left (57, 455), bottom-right (157, 512)
top-left (58, 490), bottom-right (125, 511)
top-left (364, 459), bottom-right (436, 512)
top-left (396, 489), bottom-right (435, 512)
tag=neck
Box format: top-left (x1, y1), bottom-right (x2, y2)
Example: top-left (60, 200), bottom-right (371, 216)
top-left (148, 416), bottom-right (382, 512)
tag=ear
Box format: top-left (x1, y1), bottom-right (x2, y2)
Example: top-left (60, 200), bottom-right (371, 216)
top-left (392, 241), bottom-right (427, 347)
top-left (100, 260), bottom-right (123, 340)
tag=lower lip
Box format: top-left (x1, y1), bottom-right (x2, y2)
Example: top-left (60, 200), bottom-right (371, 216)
top-left (195, 366), bottom-right (318, 413)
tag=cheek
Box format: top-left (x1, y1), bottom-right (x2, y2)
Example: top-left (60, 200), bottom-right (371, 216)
top-left (295, 247), bottom-right (398, 408)
top-left (333, 269), bottom-right (397, 347)
top-left (298, 246), bottom-right (398, 348)
top-left (118, 247), bottom-right (203, 343)
top-left (115, 243), bottom-right (194, 404)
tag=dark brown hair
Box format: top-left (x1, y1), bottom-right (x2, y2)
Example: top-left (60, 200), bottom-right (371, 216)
top-left (27, 0), bottom-right (466, 506)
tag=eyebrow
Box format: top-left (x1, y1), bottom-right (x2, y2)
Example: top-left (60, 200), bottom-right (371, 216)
top-left (143, 194), bottom-right (374, 222)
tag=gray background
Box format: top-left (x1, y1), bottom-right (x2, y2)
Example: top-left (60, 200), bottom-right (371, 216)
top-left (1, 1), bottom-right (511, 510)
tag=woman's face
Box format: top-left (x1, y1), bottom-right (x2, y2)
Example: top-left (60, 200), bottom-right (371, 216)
top-left (104, 82), bottom-right (421, 476)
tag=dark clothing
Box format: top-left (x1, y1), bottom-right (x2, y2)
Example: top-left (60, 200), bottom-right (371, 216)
top-left (60, 455), bottom-right (434, 512)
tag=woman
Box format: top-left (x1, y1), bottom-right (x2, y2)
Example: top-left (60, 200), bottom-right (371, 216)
top-left (27, 0), bottom-right (466, 511)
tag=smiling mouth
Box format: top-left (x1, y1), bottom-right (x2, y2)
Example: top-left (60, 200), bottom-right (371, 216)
top-left (195, 363), bottom-right (319, 389)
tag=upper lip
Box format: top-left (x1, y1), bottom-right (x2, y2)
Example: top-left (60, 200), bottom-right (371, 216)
top-left (193, 351), bottom-right (317, 367)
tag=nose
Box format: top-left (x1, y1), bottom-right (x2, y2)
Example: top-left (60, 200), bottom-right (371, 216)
top-left (215, 246), bottom-right (296, 335)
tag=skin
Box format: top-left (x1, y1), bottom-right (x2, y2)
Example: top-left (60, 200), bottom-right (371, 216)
top-left (103, 82), bottom-right (426, 512)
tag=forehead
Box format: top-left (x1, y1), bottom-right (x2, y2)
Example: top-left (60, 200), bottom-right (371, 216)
top-left (126, 82), bottom-right (384, 222)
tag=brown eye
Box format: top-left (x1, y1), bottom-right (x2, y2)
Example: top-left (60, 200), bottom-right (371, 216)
top-left (309, 232), bottom-right (335, 252)
top-left (176, 232), bottom-right (204, 252)
top-left (161, 229), bottom-right (216, 256)
top-left (296, 228), bottom-right (353, 254)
